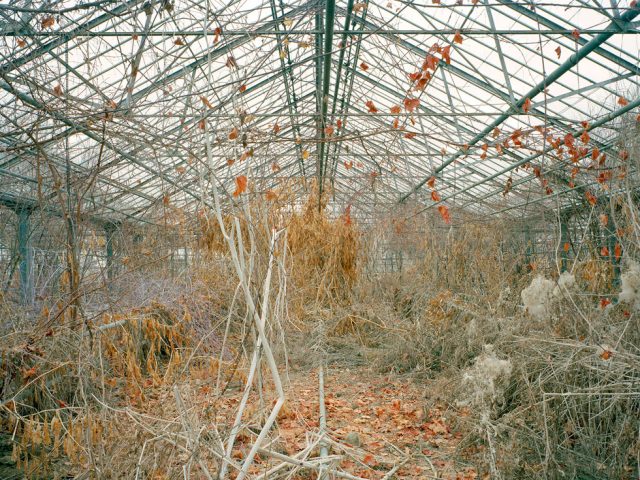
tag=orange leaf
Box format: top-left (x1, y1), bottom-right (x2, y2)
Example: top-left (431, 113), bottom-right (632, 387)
top-left (580, 130), bottom-right (590, 144)
top-left (409, 71), bottom-right (422, 82)
top-left (201, 96), bottom-right (213, 108)
top-left (266, 190), bottom-right (277, 201)
top-left (571, 29), bottom-right (580, 40)
top-left (437, 205), bottom-right (451, 224)
top-left (17, 39), bottom-right (26, 48)
top-left (273, 123), bottom-right (280, 134)
top-left (53, 84), bottom-right (63, 97)
top-left (617, 96), bottom-right (629, 106)
top-left (427, 176), bottom-right (436, 188)
top-left (229, 127), bottom-right (239, 140)
top-left (233, 175), bottom-right (247, 197)
top-left (599, 214), bottom-right (609, 227)
top-left (555, 46), bottom-right (561, 59)
top-left (585, 190), bottom-right (597, 206)
top-left (23, 366), bottom-right (37, 381)
top-left (423, 54), bottom-right (439, 72)
top-left (390, 105), bottom-right (402, 114)
top-left (600, 298), bottom-right (611, 309)
top-left (343, 205), bottom-right (352, 226)
top-left (198, 119), bottom-right (206, 130)
top-left (363, 453), bottom-right (377, 466)
top-left (41, 16), bottom-right (55, 29)
top-left (453, 30), bottom-right (463, 44)
top-left (214, 27), bottom-right (221, 44)
top-left (404, 132), bottom-right (416, 139)
top-left (344, 161), bottom-right (353, 170)
top-left (360, 62), bottom-right (369, 71)
top-left (601, 246), bottom-right (609, 257)
top-left (614, 243), bottom-right (622, 261)
top-left (441, 45), bottom-right (451, 64)
top-left (325, 125), bottom-right (334, 136)
top-left (365, 100), bottom-right (378, 113)
top-left (403, 97), bottom-right (420, 112)
top-left (564, 132), bottom-right (575, 147)
top-left (563, 242), bottom-right (570, 253)
top-left (431, 190), bottom-right (441, 202)
top-left (522, 97), bottom-right (532, 113)
top-left (174, 37), bottom-right (185, 46)
top-left (600, 349), bottom-right (613, 360)
top-left (238, 84), bottom-right (247, 93)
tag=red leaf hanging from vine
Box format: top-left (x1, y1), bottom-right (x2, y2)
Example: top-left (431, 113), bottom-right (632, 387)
top-left (365, 100), bottom-right (378, 113)
top-left (437, 205), bottom-right (451, 224)
top-left (233, 175), bottom-right (247, 196)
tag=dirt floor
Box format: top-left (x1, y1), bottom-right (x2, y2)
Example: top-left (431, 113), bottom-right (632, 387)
top-left (278, 367), bottom-right (479, 479)
top-left (197, 358), bottom-right (481, 480)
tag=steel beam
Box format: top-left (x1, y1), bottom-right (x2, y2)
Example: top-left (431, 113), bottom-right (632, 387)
top-left (400, 5), bottom-right (640, 202)
top-left (498, 0), bottom-right (640, 76)
top-left (0, 78), bottom-right (216, 212)
top-left (416, 95), bottom-right (640, 216)
top-left (0, 0), bottom-right (145, 74)
top-left (269, 0), bottom-right (307, 177)
top-left (3, 29), bottom-right (637, 37)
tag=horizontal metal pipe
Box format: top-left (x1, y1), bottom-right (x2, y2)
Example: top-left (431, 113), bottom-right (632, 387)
top-left (3, 29), bottom-right (637, 37)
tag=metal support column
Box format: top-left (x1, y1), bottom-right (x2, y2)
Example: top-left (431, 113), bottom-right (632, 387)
top-left (17, 207), bottom-right (33, 305)
top-left (524, 224), bottom-right (533, 268)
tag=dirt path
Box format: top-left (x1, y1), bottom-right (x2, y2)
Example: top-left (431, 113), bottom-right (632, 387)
top-left (252, 366), bottom-right (479, 479)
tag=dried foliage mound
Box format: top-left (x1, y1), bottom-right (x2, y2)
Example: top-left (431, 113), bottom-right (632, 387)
top-left (367, 214), bottom-right (639, 479)
top-left (0, 292), bottom-right (246, 479)
top-left (287, 195), bottom-right (359, 312)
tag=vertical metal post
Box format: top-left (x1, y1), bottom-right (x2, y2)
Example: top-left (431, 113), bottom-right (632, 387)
top-left (524, 224), bottom-right (533, 267)
top-left (17, 207), bottom-right (33, 305)
top-left (315, 8), bottom-right (324, 202)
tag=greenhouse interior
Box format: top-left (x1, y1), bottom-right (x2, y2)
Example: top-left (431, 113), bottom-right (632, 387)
top-left (0, 0), bottom-right (639, 478)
